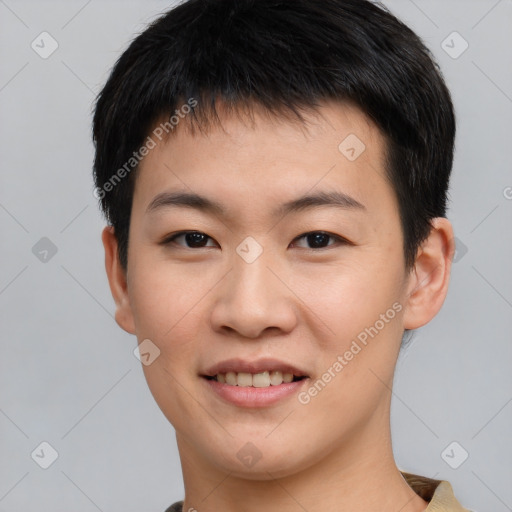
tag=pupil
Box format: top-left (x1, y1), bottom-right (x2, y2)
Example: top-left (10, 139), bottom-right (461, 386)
top-left (308, 233), bottom-right (329, 248)
top-left (187, 232), bottom-right (207, 247)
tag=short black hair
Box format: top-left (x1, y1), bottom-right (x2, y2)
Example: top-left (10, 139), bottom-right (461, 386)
top-left (92, 0), bottom-right (456, 271)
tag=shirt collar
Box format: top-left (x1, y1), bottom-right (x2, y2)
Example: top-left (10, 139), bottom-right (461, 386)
top-left (401, 472), bottom-right (470, 511)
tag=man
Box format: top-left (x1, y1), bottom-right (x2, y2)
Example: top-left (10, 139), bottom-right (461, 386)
top-left (92, 1), bottom-right (471, 510)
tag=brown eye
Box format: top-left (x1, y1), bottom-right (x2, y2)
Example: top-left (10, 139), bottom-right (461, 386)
top-left (291, 231), bottom-right (348, 250)
top-left (162, 231), bottom-right (217, 248)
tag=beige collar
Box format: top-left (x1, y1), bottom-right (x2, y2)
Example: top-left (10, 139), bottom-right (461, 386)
top-left (401, 472), bottom-right (470, 511)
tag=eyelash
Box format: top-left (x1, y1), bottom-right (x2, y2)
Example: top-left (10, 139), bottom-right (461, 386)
top-left (160, 230), bottom-right (351, 251)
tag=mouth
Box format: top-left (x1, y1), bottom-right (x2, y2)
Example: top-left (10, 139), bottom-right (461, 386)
top-left (202, 371), bottom-right (307, 387)
top-left (201, 357), bottom-right (309, 387)
top-left (200, 358), bottom-right (310, 406)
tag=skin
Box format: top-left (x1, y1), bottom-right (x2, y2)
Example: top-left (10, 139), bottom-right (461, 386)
top-left (102, 100), bottom-right (455, 512)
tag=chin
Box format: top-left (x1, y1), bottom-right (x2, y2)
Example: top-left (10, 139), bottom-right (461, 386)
top-left (214, 454), bottom-right (306, 481)
top-left (197, 436), bottom-right (314, 480)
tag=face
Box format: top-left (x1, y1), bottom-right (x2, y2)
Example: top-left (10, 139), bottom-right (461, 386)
top-left (103, 100), bottom-right (453, 479)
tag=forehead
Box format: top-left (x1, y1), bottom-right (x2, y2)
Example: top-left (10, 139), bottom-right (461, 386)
top-left (133, 100), bottom-right (396, 226)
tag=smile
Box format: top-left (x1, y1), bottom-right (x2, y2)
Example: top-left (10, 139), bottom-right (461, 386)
top-left (205, 370), bottom-right (306, 387)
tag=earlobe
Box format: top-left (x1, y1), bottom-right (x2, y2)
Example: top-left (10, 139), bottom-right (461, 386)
top-left (101, 226), bottom-right (136, 334)
top-left (403, 218), bottom-right (455, 330)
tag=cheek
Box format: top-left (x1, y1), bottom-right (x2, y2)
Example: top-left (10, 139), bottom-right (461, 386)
top-left (293, 255), bottom-right (403, 348)
top-left (300, 267), bottom-right (404, 428)
top-left (127, 257), bottom-right (206, 360)
top-left (129, 262), bottom-right (207, 423)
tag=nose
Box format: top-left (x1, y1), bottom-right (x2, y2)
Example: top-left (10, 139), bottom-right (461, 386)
top-left (209, 248), bottom-right (298, 339)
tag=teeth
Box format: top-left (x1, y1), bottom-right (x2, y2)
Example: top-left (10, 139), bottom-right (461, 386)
top-left (225, 372), bottom-right (237, 385)
top-left (237, 372), bottom-right (252, 387)
top-left (213, 370), bottom-right (298, 387)
top-left (270, 370), bottom-right (283, 386)
top-left (253, 371), bottom-right (270, 387)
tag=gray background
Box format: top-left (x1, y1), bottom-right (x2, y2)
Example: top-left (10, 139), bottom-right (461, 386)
top-left (0, 1), bottom-right (511, 511)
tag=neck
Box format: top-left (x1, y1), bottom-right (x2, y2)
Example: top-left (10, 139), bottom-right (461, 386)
top-left (175, 411), bottom-right (428, 512)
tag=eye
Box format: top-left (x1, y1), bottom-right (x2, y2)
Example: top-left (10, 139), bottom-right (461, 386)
top-left (161, 230), bottom-right (350, 250)
top-left (161, 231), bottom-right (217, 248)
top-left (290, 231), bottom-right (349, 250)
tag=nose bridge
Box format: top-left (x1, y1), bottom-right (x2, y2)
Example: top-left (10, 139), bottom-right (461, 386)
top-left (234, 242), bottom-right (274, 301)
top-left (210, 239), bottom-right (296, 337)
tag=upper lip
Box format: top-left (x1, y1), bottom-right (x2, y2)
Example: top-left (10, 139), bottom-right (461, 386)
top-left (202, 358), bottom-right (309, 377)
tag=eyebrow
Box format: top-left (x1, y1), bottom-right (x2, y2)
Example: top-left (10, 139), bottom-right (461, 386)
top-left (146, 189), bottom-right (366, 218)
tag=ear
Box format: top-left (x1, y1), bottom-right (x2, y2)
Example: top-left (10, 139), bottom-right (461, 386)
top-left (403, 217), bottom-right (455, 330)
top-left (101, 226), bottom-right (136, 334)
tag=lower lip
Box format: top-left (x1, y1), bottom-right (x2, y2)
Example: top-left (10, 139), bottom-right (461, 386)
top-left (202, 377), bottom-right (309, 408)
